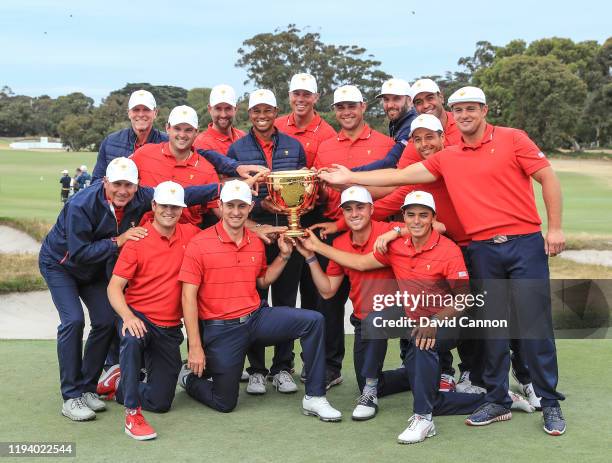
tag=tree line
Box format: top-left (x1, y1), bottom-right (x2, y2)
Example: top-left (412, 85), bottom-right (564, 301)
top-left (1, 25), bottom-right (610, 151)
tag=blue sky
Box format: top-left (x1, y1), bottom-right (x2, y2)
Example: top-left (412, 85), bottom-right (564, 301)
top-left (2, 0), bottom-right (610, 104)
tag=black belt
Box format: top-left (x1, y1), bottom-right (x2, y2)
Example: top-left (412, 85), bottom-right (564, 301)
top-left (476, 233), bottom-right (532, 244)
top-left (203, 308), bottom-right (259, 326)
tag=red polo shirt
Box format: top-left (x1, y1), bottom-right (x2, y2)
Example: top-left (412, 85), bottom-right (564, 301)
top-left (315, 124), bottom-right (395, 220)
top-left (113, 221), bottom-right (200, 326)
top-left (253, 132), bottom-right (274, 168)
top-left (193, 124), bottom-right (245, 155)
top-left (130, 142), bottom-right (219, 226)
top-left (179, 222), bottom-right (266, 320)
top-left (422, 124), bottom-right (550, 240)
top-left (327, 220), bottom-right (399, 319)
top-left (275, 112), bottom-right (336, 168)
top-left (373, 230), bottom-right (468, 320)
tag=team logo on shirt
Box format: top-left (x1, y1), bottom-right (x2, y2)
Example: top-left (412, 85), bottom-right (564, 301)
top-left (458, 271), bottom-right (468, 277)
top-left (538, 152), bottom-right (545, 158)
top-left (426, 264), bottom-right (431, 270)
top-left (251, 256), bottom-right (256, 262)
top-left (190, 174), bottom-right (194, 180)
top-left (367, 149), bottom-right (371, 155)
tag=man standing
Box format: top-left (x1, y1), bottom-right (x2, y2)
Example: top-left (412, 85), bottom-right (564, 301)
top-left (274, 73), bottom-right (336, 168)
top-left (353, 78), bottom-right (417, 171)
top-left (106, 182), bottom-right (200, 441)
top-left (227, 89), bottom-right (306, 394)
top-left (60, 169), bottom-right (71, 203)
top-left (312, 85), bottom-right (395, 387)
top-left (177, 180), bottom-right (342, 421)
top-left (130, 105), bottom-right (220, 227)
top-left (193, 84), bottom-right (245, 155)
top-left (39, 157), bottom-right (220, 421)
top-left (319, 86), bottom-right (567, 436)
top-left (92, 90), bottom-right (167, 182)
top-left (77, 165), bottom-right (91, 190)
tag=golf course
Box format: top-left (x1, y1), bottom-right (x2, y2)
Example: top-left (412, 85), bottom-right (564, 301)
top-left (1, 146), bottom-right (611, 461)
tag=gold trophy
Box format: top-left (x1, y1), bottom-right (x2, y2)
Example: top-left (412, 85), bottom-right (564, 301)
top-left (265, 170), bottom-right (319, 237)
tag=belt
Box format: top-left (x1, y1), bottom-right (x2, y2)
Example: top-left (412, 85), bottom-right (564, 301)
top-left (203, 308), bottom-right (259, 326)
top-left (476, 233), bottom-right (531, 245)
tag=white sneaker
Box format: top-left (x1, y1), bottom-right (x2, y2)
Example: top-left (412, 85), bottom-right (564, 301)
top-left (352, 392), bottom-right (378, 421)
top-left (462, 384), bottom-right (486, 394)
top-left (302, 396), bottom-right (342, 422)
top-left (82, 392), bottom-right (106, 412)
top-left (240, 370), bottom-right (249, 382)
top-left (272, 371), bottom-right (298, 393)
top-left (62, 397), bottom-right (96, 421)
top-left (246, 373), bottom-right (267, 395)
top-left (519, 382), bottom-right (542, 410)
top-left (178, 363), bottom-right (192, 390)
top-left (509, 391), bottom-right (535, 413)
top-left (397, 414), bottom-right (436, 444)
top-left (455, 371), bottom-right (472, 393)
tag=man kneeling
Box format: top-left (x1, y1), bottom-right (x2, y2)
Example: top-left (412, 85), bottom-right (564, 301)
top-left (107, 181), bottom-right (201, 440)
top-left (178, 180), bottom-right (341, 421)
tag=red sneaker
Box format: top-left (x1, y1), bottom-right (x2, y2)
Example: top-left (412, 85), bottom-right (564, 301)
top-left (97, 365), bottom-right (121, 396)
top-left (439, 374), bottom-right (456, 392)
top-left (124, 408), bottom-right (157, 441)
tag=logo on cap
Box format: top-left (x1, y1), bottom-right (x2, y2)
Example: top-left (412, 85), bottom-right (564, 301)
top-left (341, 89), bottom-right (348, 95)
top-left (415, 193), bottom-right (422, 199)
top-left (258, 91), bottom-right (266, 97)
top-left (301, 76), bottom-right (308, 82)
top-left (138, 91), bottom-right (145, 96)
top-left (416, 82), bottom-right (422, 88)
top-left (459, 90), bottom-right (466, 96)
top-left (220, 89), bottom-right (226, 94)
top-left (235, 185), bottom-right (241, 191)
top-left (170, 188), bottom-right (176, 195)
top-left (182, 110), bottom-right (188, 116)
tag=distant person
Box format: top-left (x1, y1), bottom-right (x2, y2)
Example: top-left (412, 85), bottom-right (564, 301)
top-left (72, 167), bottom-right (82, 194)
top-left (92, 90), bottom-right (168, 182)
top-left (77, 165), bottom-right (91, 189)
top-left (60, 169), bottom-right (71, 203)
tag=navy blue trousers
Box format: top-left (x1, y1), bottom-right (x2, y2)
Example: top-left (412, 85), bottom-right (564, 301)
top-left (39, 258), bottom-right (115, 400)
top-left (403, 328), bottom-right (487, 416)
top-left (186, 306), bottom-right (326, 413)
top-left (246, 245), bottom-right (303, 376)
top-left (352, 314), bottom-right (411, 396)
top-left (115, 310), bottom-right (183, 412)
top-left (468, 232), bottom-right (564, 408)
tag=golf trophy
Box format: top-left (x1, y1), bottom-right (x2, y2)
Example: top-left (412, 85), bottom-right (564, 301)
top-left (265, 170), bottom-right (319, 237)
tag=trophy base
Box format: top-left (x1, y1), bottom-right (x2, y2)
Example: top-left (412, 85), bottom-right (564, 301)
top-left (285, 228), bottom-right (306, 238)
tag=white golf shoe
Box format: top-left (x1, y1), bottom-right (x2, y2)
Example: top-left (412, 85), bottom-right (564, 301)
top-left (62, 397), bottom-right (96, 421)
top-left (398, 414), bottom-right (436, 444)
top-left (302, 396), bottom-right (342, 422)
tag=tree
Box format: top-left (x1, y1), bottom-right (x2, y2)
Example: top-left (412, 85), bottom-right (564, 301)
top-left (474, 55), bottom-right (587, 150)
top-left (187, 87), bottom-right (212, 128)
top-left (57, 114), bottom-right (99, 151)
top-left (235, 25), bottom-right (391, 118)
top-left (48, 93), bottom-right (94, 136)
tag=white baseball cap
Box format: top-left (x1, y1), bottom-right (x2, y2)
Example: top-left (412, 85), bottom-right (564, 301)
top-left (106, 157), bottom-right (139, 184)
top-left (128, 89), bottom-right (156, 110)
top-left (409, 114), bottom-right (444, 137)
top-left (410, 79), bottom-right (441, 99)
top-left (376, 78), bottom-right (411, 98)
top-left (153, 181), bottom-right (187, 207)
top-left (220, 179), bottom-right (253, 204)
top-left (333, 85), bottom-right (364, 106)
top-left (448, 86), bottom-right (487, 106)
top-left (289, 73), bottom-right (318, 93)
top-left (210, 84), bottom-right (237, 107)
top-left (401, 190), bottom-right (436, 213)
top-left (168, 105), bottom-right (199, 129)
top-left (62, 169), bottom-right (68, 174)
top-left (80, 165), bottom-right (87, 171)
top-left (340, 186), bottom-right (373, 206)
top-left (248, 89), bottom-right (277, 109)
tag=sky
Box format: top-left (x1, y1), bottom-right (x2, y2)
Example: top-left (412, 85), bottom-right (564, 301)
top-left (2, 0), bottom-right (610, 104)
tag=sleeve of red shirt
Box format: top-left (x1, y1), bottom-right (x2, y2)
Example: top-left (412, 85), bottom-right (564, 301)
top-left (397, 142), bottom-right (421, 169)
top-left (178, 240), bottom-right (204, 285)
top-left (513, 129), bottom-right (551, 175)
top-left (420, 151), bottom-right (443, 179)
top-left (372, 247), bottom-right (392, 266)
top-left (112, 241), bottom-right (139, 280)
top-left (372, 185), bottom-right (414, 220)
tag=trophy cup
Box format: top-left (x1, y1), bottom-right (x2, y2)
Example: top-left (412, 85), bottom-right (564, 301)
top-left (265, 170), bottom-right (319, 237)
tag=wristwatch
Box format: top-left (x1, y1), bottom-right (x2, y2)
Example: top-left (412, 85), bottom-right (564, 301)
top-left (393, 226), bottom-right (402, 235)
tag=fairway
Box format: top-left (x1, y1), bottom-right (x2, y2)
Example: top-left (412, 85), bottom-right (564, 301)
top-left (1, 149), bottom-right (611, 236)
top-left (0, 338), bottom-right (609, 462)
top-left (0, 149), bottom-right (97, 221)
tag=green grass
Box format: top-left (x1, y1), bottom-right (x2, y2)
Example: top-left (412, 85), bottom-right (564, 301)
top-left (0, 149), bottom-right (97, 221)
top-left (0, 338), bottom-right (609, 462)
top-left (535, 171), bottom-right (612, 235)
